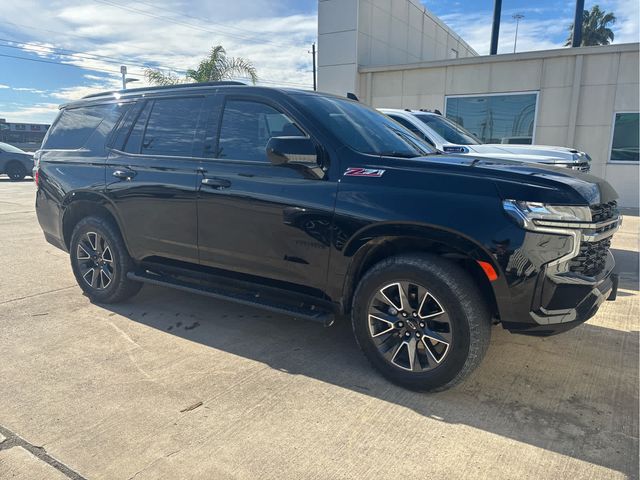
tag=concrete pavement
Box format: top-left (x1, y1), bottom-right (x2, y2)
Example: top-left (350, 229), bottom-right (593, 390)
top-left (0, 178), bottom-right (638, 479)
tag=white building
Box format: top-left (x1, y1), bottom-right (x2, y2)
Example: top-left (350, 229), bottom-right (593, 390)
top-left (318, 0), bottom-right (640, 208)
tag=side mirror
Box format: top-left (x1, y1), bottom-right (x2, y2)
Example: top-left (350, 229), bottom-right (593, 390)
top-left (266, 136), bottom-right (317, 166)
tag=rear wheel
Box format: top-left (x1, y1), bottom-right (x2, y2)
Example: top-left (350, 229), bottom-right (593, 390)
top-left (70, 216), bottom-right (142, 303)
top-left (6, 162), bottom-right (27, 181)
top-left (352, 254), bottom-right (491, 391)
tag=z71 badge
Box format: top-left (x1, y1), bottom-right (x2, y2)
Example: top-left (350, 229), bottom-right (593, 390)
top-left (344, 167), bottom-right (386, 177)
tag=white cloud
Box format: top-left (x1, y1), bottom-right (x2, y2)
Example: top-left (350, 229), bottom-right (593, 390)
top-left (609, 0), bottom-right (640, 44)
top-left (12, 87), bottom-right (48, 94)
top-left (0, 103), bottom-right (59, 123)
top-left (439, 12), bottom-right (569, 55)
top-left (0, 84), bottom-right (10, 89)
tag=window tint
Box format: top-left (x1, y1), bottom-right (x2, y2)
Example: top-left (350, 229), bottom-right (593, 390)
top-left (296, 95), bottom-right (434, 157)
top-left (388, 115), bottom-right (423, 136)
top-left (140, 97), bottom-right (204, 157)
top-left (217, 100), bottom-right (304, 162)
top-left (123, 102), bottom-right (152, 154)
top-left (44, 104), bottom-right (123, 149)
top-left (445, 93), bottom-right (537, 144)
top-left (415, 114), bottom-right (480, 145)
top-left (111, 102), bottom-right (143, 151)
top-left (610, 112), bottom-right (639, 162)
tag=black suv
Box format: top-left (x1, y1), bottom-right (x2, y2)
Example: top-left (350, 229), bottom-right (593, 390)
top-left (34, 82), bottom-right (620, 391)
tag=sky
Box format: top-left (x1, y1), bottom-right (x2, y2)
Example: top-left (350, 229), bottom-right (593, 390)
top-left (0, 0), bottom-right (638, 124)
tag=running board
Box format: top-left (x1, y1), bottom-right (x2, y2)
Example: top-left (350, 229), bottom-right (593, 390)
top-left (127, 271), bottom-right (335, 326)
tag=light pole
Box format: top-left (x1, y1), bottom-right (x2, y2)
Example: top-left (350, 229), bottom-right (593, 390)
top-left (120, 65), bottom-right (140, 90)
top-left (512, 13), bottom-right (524, 53)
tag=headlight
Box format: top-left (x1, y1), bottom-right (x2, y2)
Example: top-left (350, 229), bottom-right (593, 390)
top-left (503, 200), bottom-right (591, 230)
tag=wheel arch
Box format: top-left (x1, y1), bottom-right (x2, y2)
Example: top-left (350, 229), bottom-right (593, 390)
top-left (61, 191), bottom-right (128, 252)
top-left (341, 223), bottom-right (504, 319)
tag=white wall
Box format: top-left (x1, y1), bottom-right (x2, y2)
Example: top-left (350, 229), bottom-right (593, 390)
top-left (318, 0), bottom-right (476, 97)
top-left (358, 44), bottom-right (640, 208)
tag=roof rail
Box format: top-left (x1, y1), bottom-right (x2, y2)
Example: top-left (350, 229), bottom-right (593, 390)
top-left (82, 81), bottom-right (246, 99)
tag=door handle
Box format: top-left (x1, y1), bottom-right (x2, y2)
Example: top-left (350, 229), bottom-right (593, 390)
top-left (201, 177), bottom-right (231, 189)
top-left (113, 169), bottom-right (136, 180)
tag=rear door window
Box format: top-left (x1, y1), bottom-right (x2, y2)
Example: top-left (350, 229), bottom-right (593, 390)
top-left (44, 103), bottom-right (124, 150)
top-left (141, 97), bottom-right (204, 157)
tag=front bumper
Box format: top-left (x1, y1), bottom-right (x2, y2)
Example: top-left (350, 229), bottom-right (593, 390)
top-left (503, 269), bottom-right (617, 336)
top-left (500, 214), bottom-right (620, 336)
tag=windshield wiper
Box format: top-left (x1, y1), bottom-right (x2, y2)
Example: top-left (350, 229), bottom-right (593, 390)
top-left (378, 151), bottom-right (420, 158)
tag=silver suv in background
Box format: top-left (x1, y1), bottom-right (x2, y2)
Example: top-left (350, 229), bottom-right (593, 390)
top-left (380, 109), bottom-right (591, 172)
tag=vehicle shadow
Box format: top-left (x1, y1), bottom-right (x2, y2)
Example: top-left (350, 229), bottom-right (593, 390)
top-left (612, 248), bottom-right (639, 294)
top-left (101, 285), bottom-right (639, 478)
top-left (0, 176), bottom-right (32, 183)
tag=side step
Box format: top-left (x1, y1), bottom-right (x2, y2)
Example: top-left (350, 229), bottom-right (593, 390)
top-left (127, 271), bottom-right (335, 326)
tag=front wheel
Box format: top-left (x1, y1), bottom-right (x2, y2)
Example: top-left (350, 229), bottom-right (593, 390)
top-left (69, 216), bottom-right (142, 303)
top-left (352, 254), bottom-right (491, 392)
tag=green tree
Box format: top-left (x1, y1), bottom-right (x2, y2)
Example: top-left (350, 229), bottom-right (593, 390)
top-left (565, 5), bottom-right (616, 46)
top-left (145, 45), bottom-right (258, 86)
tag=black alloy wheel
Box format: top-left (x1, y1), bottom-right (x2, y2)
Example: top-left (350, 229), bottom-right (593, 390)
top-left (367, 281), bottom-right (452, 372)
top-left (76, 231), bottom-right (115, 290)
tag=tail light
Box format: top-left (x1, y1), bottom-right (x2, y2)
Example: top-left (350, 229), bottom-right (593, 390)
top-left (33, 151), bottom-right (41, 187)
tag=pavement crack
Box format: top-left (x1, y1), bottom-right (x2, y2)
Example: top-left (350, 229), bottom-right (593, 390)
top-left (0, 285), bottom-right (76, 305)
top-left (0, 424), bottom-right (86, 480)
top-left (127, 449), bottom-right (182, 480)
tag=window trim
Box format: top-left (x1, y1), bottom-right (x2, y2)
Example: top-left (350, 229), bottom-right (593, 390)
top-left (209, 95), bottom-right (312, 165)
top-left (444, 90), bottom-right (540, 145)
top-left (608, 110), bottom-right (639, 164)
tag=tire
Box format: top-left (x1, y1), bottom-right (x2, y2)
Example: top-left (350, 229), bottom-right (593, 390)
top-left (5, 162), bottom-right (27, 181)
top-left (351, 253), bottom-right (491, 392)
top-left (69, 215), bottom-right (142, 303)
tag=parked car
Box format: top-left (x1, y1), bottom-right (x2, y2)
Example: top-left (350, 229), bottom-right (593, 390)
top-left (380, 109), bottom-right (592, 171)
top-left (0, 141), bottom-right (34, 181)
top-left (34, 83), bottom-right (620, 391)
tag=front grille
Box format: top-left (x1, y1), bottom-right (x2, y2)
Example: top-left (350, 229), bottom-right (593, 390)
top-left (590, 200), bottom-right (618, 223)
top-left (569, 237), bottom-right (612, 277)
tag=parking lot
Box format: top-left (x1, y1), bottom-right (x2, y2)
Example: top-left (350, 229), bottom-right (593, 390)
top-left (0, 178), bottom-right (638, 479)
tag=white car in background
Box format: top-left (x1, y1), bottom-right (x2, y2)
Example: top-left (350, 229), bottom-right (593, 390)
top-left (380, 108), bottom-right (592, 172)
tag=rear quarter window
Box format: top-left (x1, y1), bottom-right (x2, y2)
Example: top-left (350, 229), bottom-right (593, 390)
top-left (43, 103), bottom-right (126, 150)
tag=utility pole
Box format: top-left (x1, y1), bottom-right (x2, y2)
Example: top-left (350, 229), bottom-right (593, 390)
top-left (512, 13), bottom-right (524, 53)
top-left (120, 65), bottom-right (127, 90)
top-left (571, 0), bottom-right (585, 47)
top-left (490, 0), bottom-right (502, 55)
top-left (309, 43), bottom-right (317, 91)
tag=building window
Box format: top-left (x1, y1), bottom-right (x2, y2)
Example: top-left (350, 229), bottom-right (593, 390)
top-left (445, 92), bottom-right (538, 144)
top-left (610, 112), bottom-right (639, 162)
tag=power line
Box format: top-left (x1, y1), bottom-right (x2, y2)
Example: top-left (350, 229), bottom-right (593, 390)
top-left (91, 0), bottom-right (305, 50)
top-left (0, 52), bottom-right (126, 75)
top-left (0, 39), bottom-right (169, 74)
top-left (130, 0), bottom-right (314, 49)
top-left (0, 52), bottom-right (312, 89)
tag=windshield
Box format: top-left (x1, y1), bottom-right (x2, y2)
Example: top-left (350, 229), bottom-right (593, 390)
top-left (296, 95), bottom-right (434, 157)
top-left (0, 142), bottom-right (27, 154)
top-left (414, 114), bottom-right (481, 145)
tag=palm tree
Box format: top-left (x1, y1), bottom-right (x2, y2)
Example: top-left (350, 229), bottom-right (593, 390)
top-left (565, 5), bottom-right (616, 46)
top-left (145, 45), bottom-right (258, 86)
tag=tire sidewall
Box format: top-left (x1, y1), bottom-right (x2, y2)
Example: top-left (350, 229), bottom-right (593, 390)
top-left (69, 217), bottom-right (128, 303)
top-left (6, 162), bottom-right (26, 181)
top-left (352, 258), bottom-right (475, 390)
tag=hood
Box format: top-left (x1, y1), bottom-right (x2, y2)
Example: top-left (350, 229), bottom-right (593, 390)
top-left (383, 154), bottom-right (616, 206)
top-left (465, 144), bottom-right (587, 164)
